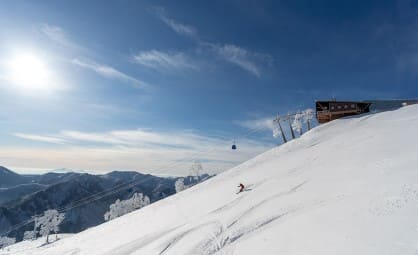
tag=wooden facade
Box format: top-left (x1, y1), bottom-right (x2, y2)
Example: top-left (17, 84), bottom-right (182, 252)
top-left (316, 101), bottom-right (371, 123)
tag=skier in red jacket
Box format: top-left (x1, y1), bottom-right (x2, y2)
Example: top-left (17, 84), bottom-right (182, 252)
top-left (238, 183), bottom-right (245, 193)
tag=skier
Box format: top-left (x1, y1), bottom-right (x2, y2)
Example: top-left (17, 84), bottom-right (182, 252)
top-left (237, 183), bottom-right (245, 193)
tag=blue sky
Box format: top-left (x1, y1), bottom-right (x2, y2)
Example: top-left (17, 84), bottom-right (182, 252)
top-left (0, 0), bottom-right (417, 175)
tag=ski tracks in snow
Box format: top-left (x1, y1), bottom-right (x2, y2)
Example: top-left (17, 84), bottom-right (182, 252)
top-left (153, 180), bottom-right (310, 255)
top-left (157, 221), bottom-right (224, 255)
top-left (60, 248), bottom-right (81, 255)
top-left (101, 225), bottom-right (184, 255)
top-left (95, 180), bottom-right (312, 255)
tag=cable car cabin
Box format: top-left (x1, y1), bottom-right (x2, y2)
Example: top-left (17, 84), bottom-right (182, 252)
top-left (316, 101), bottom-right (371, 124)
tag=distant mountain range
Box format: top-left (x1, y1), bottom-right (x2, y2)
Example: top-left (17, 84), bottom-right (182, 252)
top-left (0, 166), bottom-right (210, 241)
top-left (0, 166), bottom-right (33, 188)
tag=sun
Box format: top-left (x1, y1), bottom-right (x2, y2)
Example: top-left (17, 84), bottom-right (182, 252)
top-left (8, 53), bottom-right (50, 90)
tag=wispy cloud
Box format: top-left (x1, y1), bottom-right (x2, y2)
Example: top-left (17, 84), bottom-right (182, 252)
top-left (53, 129), bottom-right (226, 149)
top-left (9, 129), bottom-right (274, 175)
top-left (71, 59), bottom-right (149, 89)
top-left (133, 50), bottom-right (197, 71)
top-left (209, 43), bottom-right (272, 77)
top-left (40, 24), bottom-right (81, 50)
top-left (153, 7), bottom-right (197, 38)
top-left (40, 24), bottom-right (151, 89)
top-left (152, 8), bottom-right (272, 77)
top-left (13, 133), bottom-right (67, 144)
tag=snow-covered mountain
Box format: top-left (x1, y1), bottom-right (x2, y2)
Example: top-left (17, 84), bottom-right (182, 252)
top-left (0, 170), bottom-right (83, 205)
top-left (4, 105), bottom-right (418, 255)
top-left (0, 170), bottom-right (210, 242)
top-left (0, 167), bottom-right (30, 188)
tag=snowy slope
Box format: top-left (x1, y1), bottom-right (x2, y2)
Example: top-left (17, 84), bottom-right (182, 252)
top-left (4, 105), bottom-right (418, 255)
top-left (0, 235), bottom-right (73, 255)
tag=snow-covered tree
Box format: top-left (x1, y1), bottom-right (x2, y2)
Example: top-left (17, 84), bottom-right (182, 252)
top-left (130, 192), bottom-right (150, 209)
top-left (23, 230), bottom-right (36, 241)
top-left (104, 192), bottom-right (150, 221)
top-left (292, 112), bottom-right (303, 135)
top-left (104, 199), bottom-right (121, 221)
top-left (35, 209), bottom-right (65, 243)
top-left (175, 178), bottom-right (187, 193)
top-left (0, 236), bottom-right (16, 248)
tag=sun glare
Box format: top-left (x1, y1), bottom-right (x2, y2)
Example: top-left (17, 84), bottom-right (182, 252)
top-left (8, 53), bottom-right (50, 90)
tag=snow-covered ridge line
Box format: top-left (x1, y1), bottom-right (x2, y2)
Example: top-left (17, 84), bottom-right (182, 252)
top-left (3, 105), bottom-right (418, 255)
